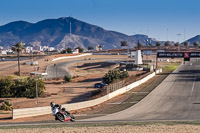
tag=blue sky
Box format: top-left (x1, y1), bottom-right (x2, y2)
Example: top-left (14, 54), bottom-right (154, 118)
top-left (0, 0), bottom-right (199, 42)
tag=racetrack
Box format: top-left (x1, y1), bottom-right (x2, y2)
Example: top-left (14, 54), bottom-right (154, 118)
top-left (82, 59), bottom-right (200, 121)
top-left (46, 58), bottom-right (125, 79)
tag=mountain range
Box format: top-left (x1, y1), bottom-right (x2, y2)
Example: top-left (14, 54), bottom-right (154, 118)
top-left (0, 17), bottom-right (199, 50)
top-left (185, 35), bottom-right (200, 45)
top-left (0, 17), bottom-right (157, 50)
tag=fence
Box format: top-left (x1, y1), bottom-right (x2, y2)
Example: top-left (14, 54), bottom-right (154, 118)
top-left (104, 80), bottom-right (125, 94)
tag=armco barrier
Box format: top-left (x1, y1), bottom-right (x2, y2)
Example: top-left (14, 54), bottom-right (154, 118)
top-left (13, 69), bottom-right (162, 119)
top-left (52, 53), bottom-right (92, 61)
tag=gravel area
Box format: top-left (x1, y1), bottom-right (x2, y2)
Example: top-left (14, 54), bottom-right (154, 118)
top-left (1, 124), bottom-right (200, 133)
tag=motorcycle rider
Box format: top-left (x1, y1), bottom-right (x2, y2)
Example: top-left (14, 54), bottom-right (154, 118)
top-left (50, 102), bottom-right (75, 122)
top-left (50, 102), bottom-right (70, 115)
top-left (50, 102), bottom-right (61, 116)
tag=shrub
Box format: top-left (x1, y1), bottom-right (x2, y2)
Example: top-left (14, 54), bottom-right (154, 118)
top-left (0, 76), bottom-right (15, 97)
top-left (120, 71), bottom-right (129, 79)
top-left (0, 77), bottom-right (45, 98)
top-left (0, 100), bottom-right (13, 111)
top-left (64, 75), bottom-right (72, 82)
top-left (66, 48), bottom-right (72, 53)
top-left (24, 77), bottom-right (45, 98)
top-left (103, 70), bottom-right (129, 84)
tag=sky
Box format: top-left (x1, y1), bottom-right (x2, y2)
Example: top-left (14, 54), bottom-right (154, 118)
top-left (0, 0), bottom-right (200, 42)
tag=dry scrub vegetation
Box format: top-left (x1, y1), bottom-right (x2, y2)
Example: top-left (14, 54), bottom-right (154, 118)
top-left (1, 124), bottom-right (200, 133)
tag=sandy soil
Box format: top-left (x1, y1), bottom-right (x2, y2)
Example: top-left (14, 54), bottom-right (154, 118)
top-left (0, 54), bottom-right (182, 123)
top-left (1, 124), bottom-right (200, 133)
top-left (0, 55), bottom-right (128, 118)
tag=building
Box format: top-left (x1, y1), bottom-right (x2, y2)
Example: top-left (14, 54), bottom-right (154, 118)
top-left (72, 48), bottom-right (79, 54)
top-left (0, 50), bottom-right (7, 56)
top-left (25, 46), bottom-right (33, 53)
top-left (33, 45), bottom-right (42, 51)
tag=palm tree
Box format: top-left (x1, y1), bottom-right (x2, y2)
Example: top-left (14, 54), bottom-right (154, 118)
top-left (193, 41), bottom-right (199, 48)
top-left (174, 42), bottom-right (181, 51)
top-left (120, 41), bottom-right (128, 49)
top-left (137, 40), bottom-right (142, 50)
top-left (174, 42), bottom-right (180, 46)
top-left (12, 42), bottom-right (25, 76)
top-left (184, 41), bottom-right (190, 49)
top-left (164, 41), bottom-right (171, 47)
top-left (156, 41), bottom-right (161, 49)
top-left (88, 46), bottom-right (94, 51)
top-left (149, 42), bottom-right (153, 48)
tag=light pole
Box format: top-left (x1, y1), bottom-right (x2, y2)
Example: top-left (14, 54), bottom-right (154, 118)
top-left (176, 34), bottom-right (181, 42)
top-left (34, 65), bottom-right (39, 107)
top-left (35, 78), bottom-right (38, 107)
top-left (166, 29), bottom-right (168, 41)
top-left (176, 34), bottom-right (181, 51)
top-left (146, 39), bottom-right (149, 68)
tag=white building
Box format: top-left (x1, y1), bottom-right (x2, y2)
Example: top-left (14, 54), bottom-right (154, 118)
top-left (0, 50), bottom-right (7, 56)
top-left (25, 46), bottom-right (33, 53)
top-left (49, 47), bottom-right (55, 51)
top-left (42, 46), bottom-right (48, 51)
top-left (72, 48), bottom-right (79, 54)
top-left (33, 45), bottom-right (42, 51)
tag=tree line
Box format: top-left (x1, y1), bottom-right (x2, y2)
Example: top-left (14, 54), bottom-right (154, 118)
top-left (120, 40), bottom-right (200, 48)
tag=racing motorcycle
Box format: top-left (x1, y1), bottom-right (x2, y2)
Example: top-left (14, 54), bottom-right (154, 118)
top-left (55, 108), bottom-right (75, 122)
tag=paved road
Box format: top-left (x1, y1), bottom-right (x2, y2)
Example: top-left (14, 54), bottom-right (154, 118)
top-left (82, 59), bottom-right (200, 121)
top-left (46, 58), bottom-right (125, 79)
top-left (46, 60), bottom-right (82, 79)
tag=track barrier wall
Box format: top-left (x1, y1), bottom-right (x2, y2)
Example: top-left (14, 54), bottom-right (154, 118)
top-left (52, 53), bottom-right (92, 61)
top-left (13, 69), bottom-right (162, 119)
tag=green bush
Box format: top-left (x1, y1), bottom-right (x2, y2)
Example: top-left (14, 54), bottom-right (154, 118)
top-left (0, 100), bottom-right (13, 111)
top-left (0, 77), bottom-right (45, 98)
top-left (103, 70), bottom-right (129, 84)
top-left (66, 48), bottom-right (72, 53)
top-left (24, 77), bottom-right (45, 98)
top-left (64, 75), bottom-right (72, 82)
top-left (0, 76), bottom-right (15, 97)
top-left (120, 71), bottom-right (129, 79)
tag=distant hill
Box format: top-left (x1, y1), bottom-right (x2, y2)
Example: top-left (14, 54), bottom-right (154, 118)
top-left (185, 35), bottom-right (200, 45)
top-left (0, 17), bottom-right (157, 50)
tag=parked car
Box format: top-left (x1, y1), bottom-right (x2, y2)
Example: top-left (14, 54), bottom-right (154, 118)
top-left (94, 83), bottom-right (108, 88)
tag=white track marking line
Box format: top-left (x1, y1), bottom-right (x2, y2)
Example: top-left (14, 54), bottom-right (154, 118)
top-left (189, 73), bottom-right (196, 102)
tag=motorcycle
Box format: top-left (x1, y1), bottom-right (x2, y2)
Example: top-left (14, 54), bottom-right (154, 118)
top-left (53, 107), bottom-right (75, 122)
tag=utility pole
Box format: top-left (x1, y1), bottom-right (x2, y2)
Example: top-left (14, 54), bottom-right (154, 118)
top-left (146, 39), bottom-right (149, 68)
top-left (70, 22), bottom-right (71, 34)
top-left (166, 29), bottom-right (168, 41)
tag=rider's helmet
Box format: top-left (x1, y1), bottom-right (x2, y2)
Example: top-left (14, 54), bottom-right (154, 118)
top-left (50, 102), bottom-right (55, 107)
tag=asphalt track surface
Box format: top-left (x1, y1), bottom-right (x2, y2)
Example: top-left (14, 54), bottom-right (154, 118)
top-left (46, 60), bottom-right (80, 79)
top-left (46, 58), bottom-right (125, 79)
top-left (81, 59), bottom-right (200, 122)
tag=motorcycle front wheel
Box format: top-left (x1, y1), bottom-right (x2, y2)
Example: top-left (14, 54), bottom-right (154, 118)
top-left (56, 112), bottom-right (65, 122)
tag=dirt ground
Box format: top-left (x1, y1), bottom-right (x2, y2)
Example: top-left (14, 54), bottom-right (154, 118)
top-left (1, 124), bottom-right (200, 133)
top-left (0, 55), bottom-right (129, 118)
top-left (0, 54), bottom-right (182, 123)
